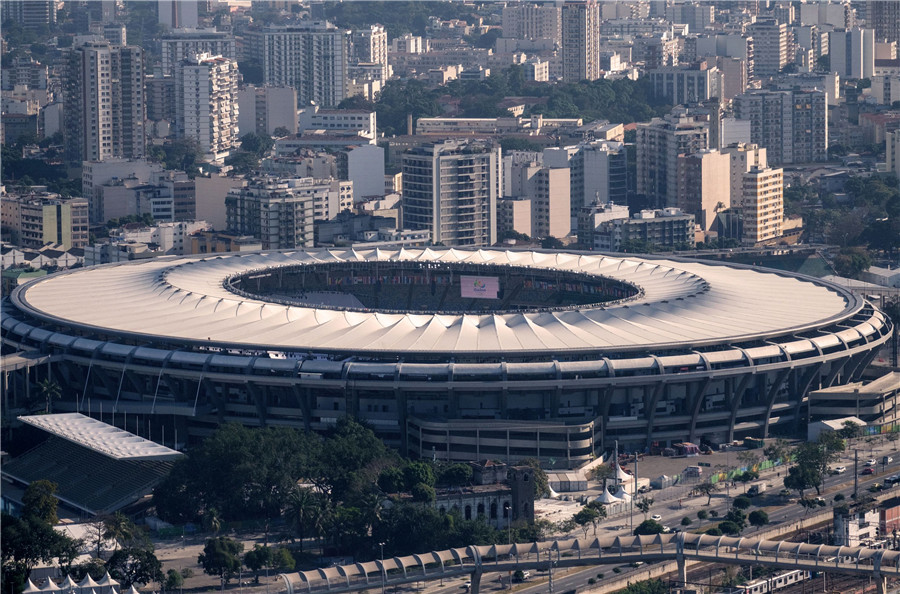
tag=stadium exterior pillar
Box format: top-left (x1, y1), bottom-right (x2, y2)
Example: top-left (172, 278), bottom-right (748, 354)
top-left (876, 574), bottom-right (886, 594)
top-left (470, 568), bottom-right (482, 594)
top-left (676, 555), bottom-right (687, 586)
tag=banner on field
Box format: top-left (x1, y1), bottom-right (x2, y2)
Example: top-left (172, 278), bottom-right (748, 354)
top-left (460, 275), bottom-right (499, 299)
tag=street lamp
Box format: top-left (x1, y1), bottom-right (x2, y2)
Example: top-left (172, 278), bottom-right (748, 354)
top-left (379, 542), bottom-right (386, 594)
top-left (503, 502), bottom-right (512, 544)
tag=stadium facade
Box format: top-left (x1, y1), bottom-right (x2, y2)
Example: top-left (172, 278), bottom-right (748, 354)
top-left (2, 248), bottom-right (892, 469)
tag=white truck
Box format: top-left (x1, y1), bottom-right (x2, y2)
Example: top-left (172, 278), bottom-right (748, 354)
top-left (747, 481), bottom-right (767, 497)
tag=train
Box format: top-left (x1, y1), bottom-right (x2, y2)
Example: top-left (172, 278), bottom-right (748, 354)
top-left (724, 569), bottom-right (812, 594)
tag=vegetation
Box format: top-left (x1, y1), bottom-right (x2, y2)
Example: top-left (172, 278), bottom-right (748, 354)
top-left (633, 519), bottom-right (664, 536)
top-left (198, 537), bottom-right (243, 590)
top-left (620, 579), bottom-right (667, 594)
top-left (361, 67), bottom-right (671, 137)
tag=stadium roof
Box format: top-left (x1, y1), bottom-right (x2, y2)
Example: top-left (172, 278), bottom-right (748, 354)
top-left (11, 248), bottom-right (859, 355)
top-left (18, 413), bottom-right (182, 461)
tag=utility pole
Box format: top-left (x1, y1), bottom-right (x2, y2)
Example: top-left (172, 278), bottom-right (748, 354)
top-left (854, 450), bottom-right (859, 499)
top-left (547, 549), bottom-right (553, 594)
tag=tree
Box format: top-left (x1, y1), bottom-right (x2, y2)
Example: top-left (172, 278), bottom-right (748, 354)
top-left (573, 507), bottom-right (600, 537)
top-left (198, 537), bottom-right (243, 590)
top-left (718, 521), bottom-right (741, 536)
top-left (243, 545), bottom-right (272, 584)
top-left (272, 548), bottom-right (295, 571)
top-left (748, 510), bottom-right (769, 530)
top-left (696, 510), bottom-right (709, 525)
top-left (588, 465), bottom-right (616, 491)
top-left (681, 517), bottom-right (692, 527)
top-left (410, 482), bottom-right (436, 503)
top-left (620, 579), bottom-right (667, 594)
top-left (164, 569), bottom-right (184, 593)
top-left (272, 127), bottom-right (291, 138)
top-left (284, 486), bottom-right (328, 552)
top-left (22, 480), bottom-right (59, 525)
top-left (833, 246), bottom-right (872, 278)
top-left (732, 496), bottom-right (752, 510)
top-left (107, 547), bottom-right (164, 587)
top-left (633, 519), bottom-right (664, 536)
top-left (36, 379), bottom-right (61, 413)
top-left (435, 463), bottom-right (472, 487)
top-left (694, 482), bottom-right (717, 505)
top-left (785, 441), bottom-right (837, 496)
top-left (763, 438), bottom-right (793, 464)
top-left (103, 512), bottom-right (146, 552)
top-left (723, 509), bottom-right (747, 532)
top-left (736, 470), bottom-right (759, 492)
top-left (403, 461), bottom-right (435, 490)
top-left (239, 132), bottom-right (274, 157)
top-left (635, 497), bottom-right (654, 519)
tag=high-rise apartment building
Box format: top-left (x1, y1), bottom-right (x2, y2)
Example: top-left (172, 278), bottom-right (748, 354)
top-left (402, 140), bottom-right (500, 247)
top-left (561, 0), bottom-right (601, 82)
top-left (63, 40), bottom-right (146, 164)
top-left (867, 0), bottom-right (900, 45)
top-left (501, 3), bottom-right (561, 45)
top-left (161, 28), bottom-right (236, 76)
top-left (676, 149), bottom-right (731, 232)
top-left (636, 113), bottom-right (709, 209)
top-left (543, 141), bottom-right (629, 215)
top-left (733, 89), bottom-right (828, 164)
top-left (648, 63), bottom-right (722, 104)
top-left (741, 166), bottom-right (783, 245)
top-left (351, 25), bottom-right (389, 82)
top-left (720, 143), bottom-right (767, 208)
top-left (225, 177), bottom-right (316, 249)
top-left (248, 22), bottom-right (351, 107)
top-left (830, 28), bottom-right (876, 79)
top-left (175, 53), bottom-right (239, 163)
top-left (746, 17), bottom-right (793, 76)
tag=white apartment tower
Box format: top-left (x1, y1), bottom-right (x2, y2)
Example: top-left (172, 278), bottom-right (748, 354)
top-left (561, 0), bottom-right (601, 82)
top-left (733, 89), bottom-right (828, 165)
top-left (161, 28), bottom-right (237, 76)
top-left (829, 28), bottom-right (875, 80)
top-left (746, 17), bottom-right (793, 76)
top-left (248, 22), bottom-right (350, 107)
top-left (351, 25), bottom-right (389, 82)
top-left (501, 3), bottom-right (561, 45)
top-left (63, 40), bottom-right (145, 164)
top-left (175, 53), bottom-right (239, 163)
top-left (402, 140), bottom-right (500, 247)
top-left (742, 166), bottom-right (784, 245)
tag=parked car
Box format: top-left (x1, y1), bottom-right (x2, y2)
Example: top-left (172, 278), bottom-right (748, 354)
top-left (651, 514), bottom-right (662, 522)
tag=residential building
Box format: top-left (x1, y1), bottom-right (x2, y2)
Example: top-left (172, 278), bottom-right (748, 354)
top-left (733, 89), bottom-right (828, 165)
top-left (747, 18), bottom-right (793, 76)
top-left (106, 221), bottom-right (210, 255)
top-left (0, 195), bottom-right (89, 250)
top-left (868, 0), bottom-right (900, 45)
top-left (741, 166), bottom-right (784, 245)
top-left (175, 53), bottom-right (239, 163)
top-left (2, 0), bottom-right (55, 30)
top-left (237, 86), bottom-right (298, 136)
top-left (146, 74), bottom-right (177, 123)
top-left (870, 74), bottom-right (900, 105)
top-left (830, 28), bottom-right (876, 79)
top-left (247, 22), bottom-right (350, 107)
top-left (188, 232), bottom-right (263, 254)
top-left (297, 105), bottom-right (377, 140)
top-left (647, 62), bottom-right (722, 104)
top-left (225, 177), bottom-right (316, 249)
top-left (498, 198), bottom-right (533, 239)
top-left (160, 28), bottom-right (236, 76)
top-left (561, 0), bottom-right (601, 82)
top-left (676, 150), bottom-right (731, 232)
top-left (82, 159), bottom-right (165, 223)
top-left (543, 141), bottom-right (629, 214)
top-left (636, 112), bottom-right (709, 209)
top-left (502, 159), bottom-right (571, 239)
top-left (351, 25), bottom-right (389, 82)
top-left (887, 130), bottom-right (900, 178)
top-left (720, 143), bottom-right (768, 208)
top-left (588, 208), bottom-right (696, 252)
top-left (401, 140), bottom-right (500, 247)
top-left (834, 508), bottom-right (880, 547)
top-left (501, 3), bottom-right (561, 45)
top-left (63, 40), bottom-right (145, 164)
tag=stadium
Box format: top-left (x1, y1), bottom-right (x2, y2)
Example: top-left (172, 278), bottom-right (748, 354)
top-left (2, 247), bottom-right (893, 468)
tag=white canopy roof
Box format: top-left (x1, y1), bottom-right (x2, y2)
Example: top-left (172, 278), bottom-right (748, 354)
top-left (18, 413), bottom-right (182, 461)
top-left (22, 579), bottom-right (40, 594)
top-left (13, 248), bottom-right (855, 356)
top-left (61, 577), bottom-right (79, 590)
top-left (96, 574), bottom-right (119, 587)
top-left (595, 489), bottom-right (621, 504)
top-left (77, 576), bottom-right (99, 589)
top-left (614, 463), bottom-right (632, 483)
top-left (39, 580), bottom-right (59, 592)
top-left (613, 485), bottom-right (632, 502)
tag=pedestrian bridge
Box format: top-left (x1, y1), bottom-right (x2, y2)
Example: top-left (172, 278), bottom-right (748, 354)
top-left (279, 533), bottom-right (900, 594)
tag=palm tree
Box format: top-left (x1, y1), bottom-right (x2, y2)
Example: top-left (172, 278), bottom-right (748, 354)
top-left (37, 378), bottom-right (61, 413)
top-left (103, 512), bottom-right (140, 552)
top-left (203, 507), bottom-right (222, 535)
top-left (285, 487), bottom-right (327, 552)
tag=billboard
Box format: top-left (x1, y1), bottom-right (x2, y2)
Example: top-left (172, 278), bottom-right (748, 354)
top-left (460, 275), bottom-right (500, 299)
